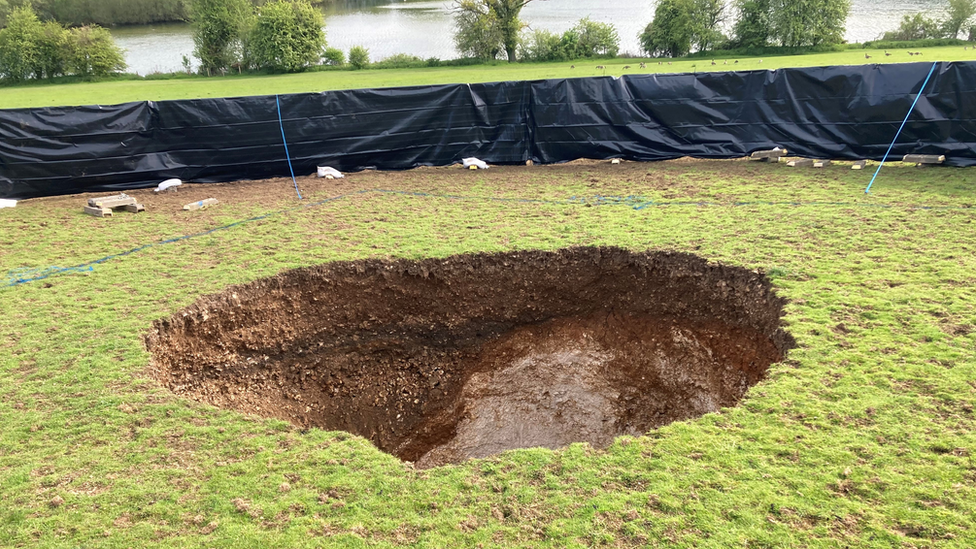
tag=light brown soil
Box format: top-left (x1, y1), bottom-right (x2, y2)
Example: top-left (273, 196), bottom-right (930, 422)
top-left (145, 247), bottom-right (793, 467)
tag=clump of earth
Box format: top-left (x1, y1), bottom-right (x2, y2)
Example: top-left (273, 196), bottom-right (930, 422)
top-left (146, 247), bottom-right (793, 468)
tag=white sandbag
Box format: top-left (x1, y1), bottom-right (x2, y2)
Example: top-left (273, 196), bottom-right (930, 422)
top-left (155, 178), bottom-right (182, 192)
top-left (0, 199), bottom-right (16, 208)
top-left (317, 166), bottom-right (344, 179)
top-left (462, 157), bottom-right (489, 169)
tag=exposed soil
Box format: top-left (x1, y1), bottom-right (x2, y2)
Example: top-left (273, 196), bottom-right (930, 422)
top-left (145, 247), bottom-right (794, 467)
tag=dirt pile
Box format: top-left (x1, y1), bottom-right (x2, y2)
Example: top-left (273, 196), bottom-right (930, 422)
top-left (146, 247), bottom-right (794, 467)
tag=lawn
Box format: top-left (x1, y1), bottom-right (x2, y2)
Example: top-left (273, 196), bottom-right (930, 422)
top-left (0, 46), bottom-right (974, 109)
top-left (0, 158), bottom-right (973, 548)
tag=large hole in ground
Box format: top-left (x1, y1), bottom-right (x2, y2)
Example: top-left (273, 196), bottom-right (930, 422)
top-left (146, 247), bottom-right (794, 468)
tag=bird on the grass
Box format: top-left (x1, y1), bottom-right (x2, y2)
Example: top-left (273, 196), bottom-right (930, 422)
top-left (570, 65), bottom-right (575, 69)
top-left (865, 53), bottom-right (872, 59)
top-left (885, 50), bottom-right (891, 56)
top-left (639, 62), bottom-right (646, 68)
top-left (623, 65), bottom-right (631, 69)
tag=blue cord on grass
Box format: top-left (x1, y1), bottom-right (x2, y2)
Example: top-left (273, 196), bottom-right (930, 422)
top-left (865, 62), bottom-right (939, 194)
top-left (276, 94), bottom-right (303, 200)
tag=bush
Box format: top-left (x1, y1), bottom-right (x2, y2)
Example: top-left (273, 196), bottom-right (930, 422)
top-left (348, 45), bottom-right (369, 69)
top-left (322, 46), bottom-right (345, 66)
top-left (520, 28), bottom-right (565, 62)
top-left (882, 13), bottom-right (942, 41)
top-left (425, 57), bottom-right (441, 67)
top-left (191, 0), bottom-right (255, 75)
top-left (250, 0), bottom-right (325, 72)
top-left (564, 17), bottom-right (620, 58)
top-left (68, 25), bottom-right (126, 77)
top-left (0, 5), bottom-right (43, 81)
top-left (373, 53), bottom-right (424, 69)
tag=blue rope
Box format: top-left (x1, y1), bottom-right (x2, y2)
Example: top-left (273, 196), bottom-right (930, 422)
top-left (865, 62), bottom-right (939, 194)
top-left (4, 188), bottom-right (972, 288)
top-left (276, 94), bottom-right (303, 200)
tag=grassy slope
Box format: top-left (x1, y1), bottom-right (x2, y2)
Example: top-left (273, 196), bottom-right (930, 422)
top-left (0, 160), bottom-right (974, 548)
top-left (0, 46), bottom-right (974, 108)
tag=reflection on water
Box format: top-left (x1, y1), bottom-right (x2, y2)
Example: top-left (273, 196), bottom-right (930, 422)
top-left (113, 0), bottom-right (945, 76)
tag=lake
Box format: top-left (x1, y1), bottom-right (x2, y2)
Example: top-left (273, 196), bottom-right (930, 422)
top-left (111, 0), bottom-right (945, 75)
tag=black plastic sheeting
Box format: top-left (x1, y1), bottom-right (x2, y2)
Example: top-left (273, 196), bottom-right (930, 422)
top-left (2, 61), bottom-right (975, 199)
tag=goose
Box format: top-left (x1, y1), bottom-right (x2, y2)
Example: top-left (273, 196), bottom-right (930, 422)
top-left (734, 60), bottom-right (739, 64)
top-left (639, 62), bottom-right (646, 68)
top-left (570, 65), bottom-right (575, 69)
top-left (885, 50), bottom-right (891, 56)
top-left (865, 53), bottom-right (872, 59)
top-left (711, 60), bottom-right (716, 65)
top-left (623, 65), bottom-right (631, 69)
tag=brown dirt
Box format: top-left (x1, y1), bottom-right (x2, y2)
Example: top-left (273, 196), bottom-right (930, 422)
top-left (145, 246), bottom-right (794, 467)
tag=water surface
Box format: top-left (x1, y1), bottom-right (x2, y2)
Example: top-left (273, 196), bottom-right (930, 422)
top-left (112, 0), bottom-right (946, 76)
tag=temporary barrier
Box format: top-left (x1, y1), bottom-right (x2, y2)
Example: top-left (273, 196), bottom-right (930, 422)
top-left (2, 61), bottom-right (974, 199)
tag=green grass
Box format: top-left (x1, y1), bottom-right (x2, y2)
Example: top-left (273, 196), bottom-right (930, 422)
top-left (1, 159), bottom-right (974, 548)
top-left (1, 45), bottom-right (975, 108)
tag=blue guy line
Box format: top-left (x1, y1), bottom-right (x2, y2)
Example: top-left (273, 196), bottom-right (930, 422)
top-left (865, 61), bottom-right (939, 194)
top-left (276, 94), bottom-right (303, 200)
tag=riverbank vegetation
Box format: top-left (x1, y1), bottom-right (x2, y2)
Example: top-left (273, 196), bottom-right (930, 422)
top-left (0, 0), bottom-right (335, 27)
top-left (1, 44), bottom-right (974, 109)
top-left (0, 5), bottom-right (125, 82)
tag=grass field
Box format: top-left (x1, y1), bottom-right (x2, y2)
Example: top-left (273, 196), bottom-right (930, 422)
top-left (1, 158), bottom-right (974, 548)
top-left (0, 46), bottom-right (974, 109)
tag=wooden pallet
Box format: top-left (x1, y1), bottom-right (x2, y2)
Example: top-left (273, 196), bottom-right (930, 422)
top-left (84, 194), bottom-right (145, 217)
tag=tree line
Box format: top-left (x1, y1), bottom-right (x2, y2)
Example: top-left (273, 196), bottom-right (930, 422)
top-left (457, 0), bottom-right (976, 63)
top-left (0, 0), bottom-right (334, 27)
top-left (0, 5), bottom-right (125, 81)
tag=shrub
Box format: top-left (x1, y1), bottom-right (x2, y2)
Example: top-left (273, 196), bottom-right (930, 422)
top-left (348, 45), bottom-right (369, 69)
top-left (250, 0), bottom-right (325, 72)
top-left (520, 28), bottom-right (565, 61)
top-left (0, 5), bottom-right (43, 81)
top-left (564, 17), bottom-right (619, 58)
top-left (191, 0), bottom-right (255, 75)
top-left (425, 57), bottom-right (441, 67)
top-left (373, 53), bottom-right (424, 69)
top-left (68, 25), bottom-right (126, 77)
top-left (322, 46), bottom-right (345, 66)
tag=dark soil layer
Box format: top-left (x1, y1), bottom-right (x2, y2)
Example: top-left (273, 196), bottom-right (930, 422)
top-left (146, 247), bottom-right (794, 467)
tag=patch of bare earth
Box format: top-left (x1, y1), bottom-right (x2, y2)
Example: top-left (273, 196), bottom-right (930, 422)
top-left (145, 247), bottom-right (793, 467)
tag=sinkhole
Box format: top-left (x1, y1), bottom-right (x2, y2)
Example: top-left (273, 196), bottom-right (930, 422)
top-left (146, 247), bottom-right (794, 468)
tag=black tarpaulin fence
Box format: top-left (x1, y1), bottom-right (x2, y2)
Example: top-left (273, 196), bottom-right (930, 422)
top-left (2, 61), bottom-right (975, 200)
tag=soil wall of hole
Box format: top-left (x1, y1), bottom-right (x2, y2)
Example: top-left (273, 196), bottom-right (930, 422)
top-left (145, 247), bottom-right (794, 467)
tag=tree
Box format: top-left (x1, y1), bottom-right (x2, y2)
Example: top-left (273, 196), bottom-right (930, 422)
top-left (943, 0), bottom-right (976, 38)
top-left (564, 17), bottom-right (620, 58)
top-left (882, 13), bottom-right (941, 41)
top-left (768, 0), bottom-right (850, 47)
top-left (37, 21), bottom-right (71, 78)
top-left (640, 0), bottom-right (694, 57)
top-left (250, 0), bottom-right (325, 72)
top-left (0, 4), bottom-right (43, 81)
top-left (732, 0), bottom-right (772, 48)
top-left (68, 25), bottom-right (126, 77)
top-left (191, 0), bottom-right (254, 75)
top-left (453, 0), bottom-right (531, 63)
top-left (691, 0), bottom-right (727, 52)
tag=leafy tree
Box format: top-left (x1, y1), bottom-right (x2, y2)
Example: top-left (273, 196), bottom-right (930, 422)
top-left (691, 0), bottom-right (727, 52)
top-left (191, 0), bottom-right (254, 75)
top-left (564, 17), bottom-right (619, 58)
top-left (68, 25), bottom-right (126, 77)
top-left (943, 0), bottom-right (976, 38)
top-left (732, 0), bottom-right (772, 48)
top-left (348, 45), bottom-right (369, 69)
top-left (250, 0), bottom-right (325, 72)
top-left (0, 4), bottom-right (43, 81)
top-left (453, 0), bottom-right (531, 63)
top-left (520, 28), bottom-right (564, 62)
top-left (37, 20), bottom-right (71, 78)
top-left (640, 0), bottom-right (694, 57)
top-left (768, 0), bottom-right (850, 47)
top-left (882, 13), bottom-right (942, 41)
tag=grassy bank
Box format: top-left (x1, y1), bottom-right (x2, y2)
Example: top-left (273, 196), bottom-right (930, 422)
top-left (1, 45), bottom-right (974, 108)
top-left (1, 159), bottom-right (974, 547)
